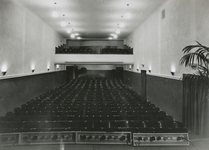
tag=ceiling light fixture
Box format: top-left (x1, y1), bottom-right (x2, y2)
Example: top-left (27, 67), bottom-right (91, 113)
top-left (113, 34), bottom-right (118, 38)
top-left (115, 24), bottom-right (120, 34)
top-left (71, 34), bottom-right (75, 38)
top-left (74, 33), bottom-right (79, 36)
top-left (52, 2), bottom-right (58, 18)
top-left (67, 29), bottom-right (71, 33)
top-left (119, 16), bottom-right (125, 28)
top-left (70, 29), bottom-right (75, 38)
top-left (108, 37), bottom-right (113, 40)
top-left (77, 37), bottom-right (81, 39)
top-left (61, 14), bottom-right (67, 27)
top-left (125, 4), bottom-right (131, 19)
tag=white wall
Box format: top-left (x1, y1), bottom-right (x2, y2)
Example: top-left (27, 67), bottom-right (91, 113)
top-left (124, 0), bottom-right (209, 77)
top-left (0, 0), bottom-right (64, 77)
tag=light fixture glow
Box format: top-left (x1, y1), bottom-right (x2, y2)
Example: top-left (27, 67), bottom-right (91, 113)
top-left (61, 21), bottom-right (66, 27)
top-left (74, 33), bottom-right (79, 36)
top-left (77, 37), bottom-right (81, 39)
top-left (67, 29), bottom-right (71, 33)
top-left (52, 11), bottom-right (58, 17)
top-left (119, 16), bottom-right (125, 28)
top-left (56, 65), bottom-right (60, 70)
top-left (125, 4), bottom-right (131, 19)
top-left (119, 23), bottom-right (125, 28)
top-left (113, 34), bottom-right (118, 38)
top-left (125, 12), bottom-right (131, 19)
top-left (71, 34), bottom-right (75, 38)
top-left (1, 65), bottom-right (7, 73)
top-left (108, 37), bottom-right (113, 40)
top-left (129, 65), bottom-right (132, 70)
top-left (61, 14), bottom-right (66, 27)
top-left (115, 29), bottom-right (120, 34)
top-left (52, 2), bottom-right (58, 18)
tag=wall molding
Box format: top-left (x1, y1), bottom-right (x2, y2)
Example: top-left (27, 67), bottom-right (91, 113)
top-left (0, 70), bottom-right (65, 80)
top-left (124, 70), bottom-right (182, 80)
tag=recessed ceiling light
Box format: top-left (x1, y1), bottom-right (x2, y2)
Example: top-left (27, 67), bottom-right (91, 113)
top-left (61, 14), bottom-right (66, 27)
top-left (125, 4), bottom-right (131, 19)
top-left (74, 33), bottom-right (79, 36)
top-left (77, 37), bottom-right (81, 39)
top-left (125, 12), bottom-right (131, 19)
top-left (67, 29), bottom-right (71, 33)
top-left (71, 34), bottom-right (75, 38)
top-left (52, 2), bottom-right (58, 17)
top-left (108, 37), bottom-right (113, 40)
top-left (115, 29), bottom-right (120, 34)
top-left (119, 23), bottom-right (125, 28)
top-left (61, 22), bottom-right (67, 27)
top-left (113, 34), bottom-right (118, 38)
top-left (52, 11), bottom-right (58, 17)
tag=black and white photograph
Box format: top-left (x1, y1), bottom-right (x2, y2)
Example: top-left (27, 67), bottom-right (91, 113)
top-left (0, 0), bottom-right (209, 150)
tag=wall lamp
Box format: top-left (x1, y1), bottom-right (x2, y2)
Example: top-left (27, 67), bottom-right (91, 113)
top-left (141, 64), bottom-right (144, 68)
top-left (2, 71), bottom-right (7, 76)
top-left (48, 68), bottom-right (50, 71)
top-left (32, 69), bottom-right (35, 73)
top-left (56, 65), bottom-right (60, 70)
top-left (129, 65), bottom-right (132, 70)
top-left (148, 69), bottom-right (151, 73)
top-left (170, 71), bottom-right (175, 76)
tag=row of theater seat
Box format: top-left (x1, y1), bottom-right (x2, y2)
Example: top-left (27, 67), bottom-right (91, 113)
top-left (0, 77), bottom-right (187, 133)
top-left (55, 48), bottom-right (92, 54)
top-left (101, 48), bottom-right (133, 54)
top-left (55, 47), bottom-right (133, 54)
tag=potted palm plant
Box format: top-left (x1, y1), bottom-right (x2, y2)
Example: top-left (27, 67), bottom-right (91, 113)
top-left (180, 41), bottom-right (209, 137)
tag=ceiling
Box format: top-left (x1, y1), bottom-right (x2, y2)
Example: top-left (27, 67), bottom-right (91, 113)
top-left (17, 0), bottom-right (166, 40)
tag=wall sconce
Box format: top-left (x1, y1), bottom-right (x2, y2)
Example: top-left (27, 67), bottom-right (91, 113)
top-left (137, 68), bottom-right (139, 71)
top-left (170, 71), bottom-right (175, 76)
top-left (129, 65), bottom-right (132, 70)
top-left (56, 65), bottom-right (60, 70)
top-left (148, 69), bottom-right (151, 73)
top-left (141, 64), bottom-right (144, 68)
top-left (32, 69), bottom-right (35, 73)
top-left (2, 71), bottom-right (7, 76)
top-left (47, 68), bottom-right (50, 71)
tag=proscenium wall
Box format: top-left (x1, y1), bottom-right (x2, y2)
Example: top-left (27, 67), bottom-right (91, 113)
top-left (0, 0), bottom-right (64, 77)
top-left (124, 0), bottom-right (209, 77)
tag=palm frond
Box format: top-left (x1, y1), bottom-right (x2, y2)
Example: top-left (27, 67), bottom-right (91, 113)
top-left (180, 41), bottom-right (209, 78)
top-left (196, 65), bottom-right (209, 78)
top-left (196, 41), bottom-right (209, 52)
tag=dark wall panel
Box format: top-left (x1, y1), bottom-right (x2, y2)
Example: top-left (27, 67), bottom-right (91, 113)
top-left (147, 75), bottom-right (183, 122)
top-left (123, 71), bottom-right (183, 122)
top-left (123, 71), bottom-right (141, 94)
top-left (0, 71), bottom-right (66, 116)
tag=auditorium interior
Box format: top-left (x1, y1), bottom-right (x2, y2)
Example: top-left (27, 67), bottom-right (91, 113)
top-left (0, 0), bottom-right (209, 150)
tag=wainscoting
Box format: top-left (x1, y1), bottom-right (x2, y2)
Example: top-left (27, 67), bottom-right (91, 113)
top-left (124, 71), bottom-right (183, 122)
top-left (0, 71), bottom-right (66, 116)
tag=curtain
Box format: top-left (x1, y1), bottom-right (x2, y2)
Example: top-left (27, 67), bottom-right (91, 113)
top-left (183, 74), bottom-right (209, 137)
